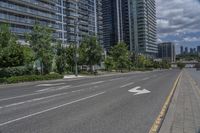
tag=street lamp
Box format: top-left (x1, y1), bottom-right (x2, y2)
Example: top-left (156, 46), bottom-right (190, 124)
top-left (74, 0), bottom-right (79, 77)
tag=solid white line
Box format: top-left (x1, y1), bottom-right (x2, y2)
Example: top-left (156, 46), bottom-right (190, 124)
top-left (3, 92), bottom-right (69, 108)
top-left (0, 81), bottom-right (105, 102)
top-left (0, 93), bottom-right (43, 102)
top-left (0, 92), bottom-right (105, 126)
top-left (108, 78), bottom-right (122, 82)
top-left (36, 83), bottom-right (65, 87)
top-left (120, 82), bottom-right (135, 88)
top-left (36, 85), bottom-right (71, 93)
top-left (142, 77), bottom-right (150, 81)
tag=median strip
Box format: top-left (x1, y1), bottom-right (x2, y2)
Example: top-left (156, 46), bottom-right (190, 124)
top-left (149, 72), bottom-right (182, 133)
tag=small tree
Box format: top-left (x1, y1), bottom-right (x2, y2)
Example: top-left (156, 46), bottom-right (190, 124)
top-left (0, 24), bottom-right (24, 68)
top-left (79, 36), bottom-right (103, 72)
top-left (104, 56), bottom-right (114, 71)
top-left (110, 42), bottom-right (130, 72)
top-left (66, 43), bottom-right (76, 73)
top-left (22, 45), bottom-right (35, 67)
top-left (55, 42), bottom-right (67, 74)
top-left (26, 24), bottom-right (53, 75)
top-left (177, 62), bottom-right (185, 69)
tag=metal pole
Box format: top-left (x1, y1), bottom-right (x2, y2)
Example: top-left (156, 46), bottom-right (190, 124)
top-left (75, 0), bottom-right (79, 77)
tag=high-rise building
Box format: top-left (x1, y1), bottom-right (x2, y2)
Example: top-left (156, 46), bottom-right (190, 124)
top-left (180, 46), bottom-right (184, 55)
top-left (66, 0), bottom-right (103, 45)
top-left (185, 47), bottom-right (188, 54)
top-left (129, 0), bottom-right (157, 56)
top-left (0, 0), bottom-right (65, 43)
top-left (102, 0), bottom-right (157, 56)
top-left (190, 48), bottom-right (194, 54)
top-left (0, 0), bottom-right (103, 45)
top-left (158, 42), bottom-right (176, 63)
top-left (102, 0), bottom-right (122, 50)
top-left (197, 46), bottom-right (200, 53)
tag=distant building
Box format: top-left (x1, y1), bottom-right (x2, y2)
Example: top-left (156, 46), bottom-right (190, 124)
top-left (194, 48), bottom-right (196, 54)
top-left (185, 47), bottom-right (188, 54)
top-left (197, 46), bottom-right (200, 53)
top-left (180, 46), bottom-right (184, 55)
top-left (158, 42), bottom-right (176, 63)
top-left (190, 48), bottom-right (194, 54)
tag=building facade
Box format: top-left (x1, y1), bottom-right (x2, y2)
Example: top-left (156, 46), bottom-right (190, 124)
top-left (197, 46), bottom-right (200, 53)
top-left (0, 0), bottom-right (103, 45)
top-left (158, 42), bottom-right (176, 63)
top-left (102, 0), bottom-right (157, 56)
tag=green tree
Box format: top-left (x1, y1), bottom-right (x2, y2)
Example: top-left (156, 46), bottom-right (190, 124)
top-left (22, 45), bottom-right (35, 66)
top-left (0, 24), bottom-right (24, 68)
top-left (66, 43), bottom-right (76, 73)
top-left (79, 36), bottom-right (103, 72)
top-left (177, 62), bottom-right (185, 69)
top-left (26, 24), bottom-right (53, 74)
top-left (161, 60), bottom-right (171, 69)
top-left (55, 42), bottom-right (67, 74)
top-left (110, 42), bottom-right (130, 72)
top-left (138, 55), bottom-right (146, 68)
top-left (104, 56), bottom-right (114, 71)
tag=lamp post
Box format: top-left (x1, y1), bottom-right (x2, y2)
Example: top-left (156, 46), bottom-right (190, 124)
top-left (74, 0), bottom-right (79, 77)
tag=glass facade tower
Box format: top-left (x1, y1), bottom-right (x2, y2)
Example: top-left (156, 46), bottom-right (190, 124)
top-left (0, 0), bottom-right (103, 45)
top-left (102, 0), bottom-right (157, 56)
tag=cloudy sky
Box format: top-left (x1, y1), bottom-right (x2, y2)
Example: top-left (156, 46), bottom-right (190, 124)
top-left (156, 0), bottom-right (200, 53)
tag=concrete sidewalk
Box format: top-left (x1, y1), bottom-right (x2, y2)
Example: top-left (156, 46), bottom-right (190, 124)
top-left (160, 70), bottom-right (200, 133)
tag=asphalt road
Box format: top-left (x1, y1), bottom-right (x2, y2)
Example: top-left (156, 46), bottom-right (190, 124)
top-left (0, 70), bottom-right (180, 133)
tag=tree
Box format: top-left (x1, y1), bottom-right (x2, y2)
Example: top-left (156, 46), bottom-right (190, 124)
top-left (22, 45), bottom-right (35, 66)
top-left (26, 24), bottom-right (53, 74)
top-left (177, 62), bottom-right (185, 69)
top-left (104, 56), bottom-right (114, 71)
top-left (79, 36), bottom-right (103, 72)
top-left (161, 60), bottom-right (171, 69)
top-left (110, 42), bottom-right (130, 72)
top-left (66, 43), bottom-right (76, 73)
top-left (0, 24), bottom-right (24, 68)
top-left (55, 42), bottom-right (67, 74)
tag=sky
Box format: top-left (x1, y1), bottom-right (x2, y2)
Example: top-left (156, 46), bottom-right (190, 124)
top-left (156, 0), bottom-right (200, 53)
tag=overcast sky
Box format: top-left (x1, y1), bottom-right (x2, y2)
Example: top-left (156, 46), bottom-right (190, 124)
top-left (156, 0), bottom-right (200, 52)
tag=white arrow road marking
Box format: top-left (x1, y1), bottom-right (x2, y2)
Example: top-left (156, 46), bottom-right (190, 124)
top-left (128, 86), bottom-right (151, 95)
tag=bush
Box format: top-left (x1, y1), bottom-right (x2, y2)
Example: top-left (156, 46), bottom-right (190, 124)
top-left (177, 62), bottom-right (185, 69)
top-left (0, 78), bottom-right (6, 83)
top-left (0, 66), bottom-right (34, 78)
top-left (1, 74), bottom-right (63, 84)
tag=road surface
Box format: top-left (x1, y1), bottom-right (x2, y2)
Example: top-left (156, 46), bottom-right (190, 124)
top-left (0, 70), bottom-right (180, 133)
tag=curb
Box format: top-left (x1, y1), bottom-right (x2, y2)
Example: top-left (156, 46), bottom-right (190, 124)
top-left (0, 71), bottom-right (151, 88)
top-left (149, 71), bottom-right (182, 133)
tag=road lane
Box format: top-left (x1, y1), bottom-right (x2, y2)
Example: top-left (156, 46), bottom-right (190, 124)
top-left (0, 70), bottom-right (165, 99)
top-left (0, 70), bottom-right (180, 133)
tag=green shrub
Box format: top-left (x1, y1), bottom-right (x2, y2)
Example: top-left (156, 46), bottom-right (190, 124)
top-left (2, 74), bottom-right (63, 84)
top-left (0, 66), bottom-right (34, 78)
top-left (0, 78), bottom-right (6, 83)
top-left (177, 62), bottom-right (185, 69)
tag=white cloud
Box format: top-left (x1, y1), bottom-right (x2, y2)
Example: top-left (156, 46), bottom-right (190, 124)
top-left (183, 37), bottom-right (200, 42)
top-left (156, 0), bottom-right (200, 43)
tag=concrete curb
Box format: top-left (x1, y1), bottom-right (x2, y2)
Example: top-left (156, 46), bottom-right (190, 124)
top-left (0, 71), bottom-right (153, 88)
top-left (149, 71), bottom-right (182, 133)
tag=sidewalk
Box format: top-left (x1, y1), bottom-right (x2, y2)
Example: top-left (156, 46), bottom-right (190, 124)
top-left (160, 70), bottom-right (200, 133)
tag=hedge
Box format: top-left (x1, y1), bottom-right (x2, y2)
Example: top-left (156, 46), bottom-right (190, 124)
top-left (0, 66), bottom-right (34, 78)
top-left (0, 74), bottom-right (63, 84)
